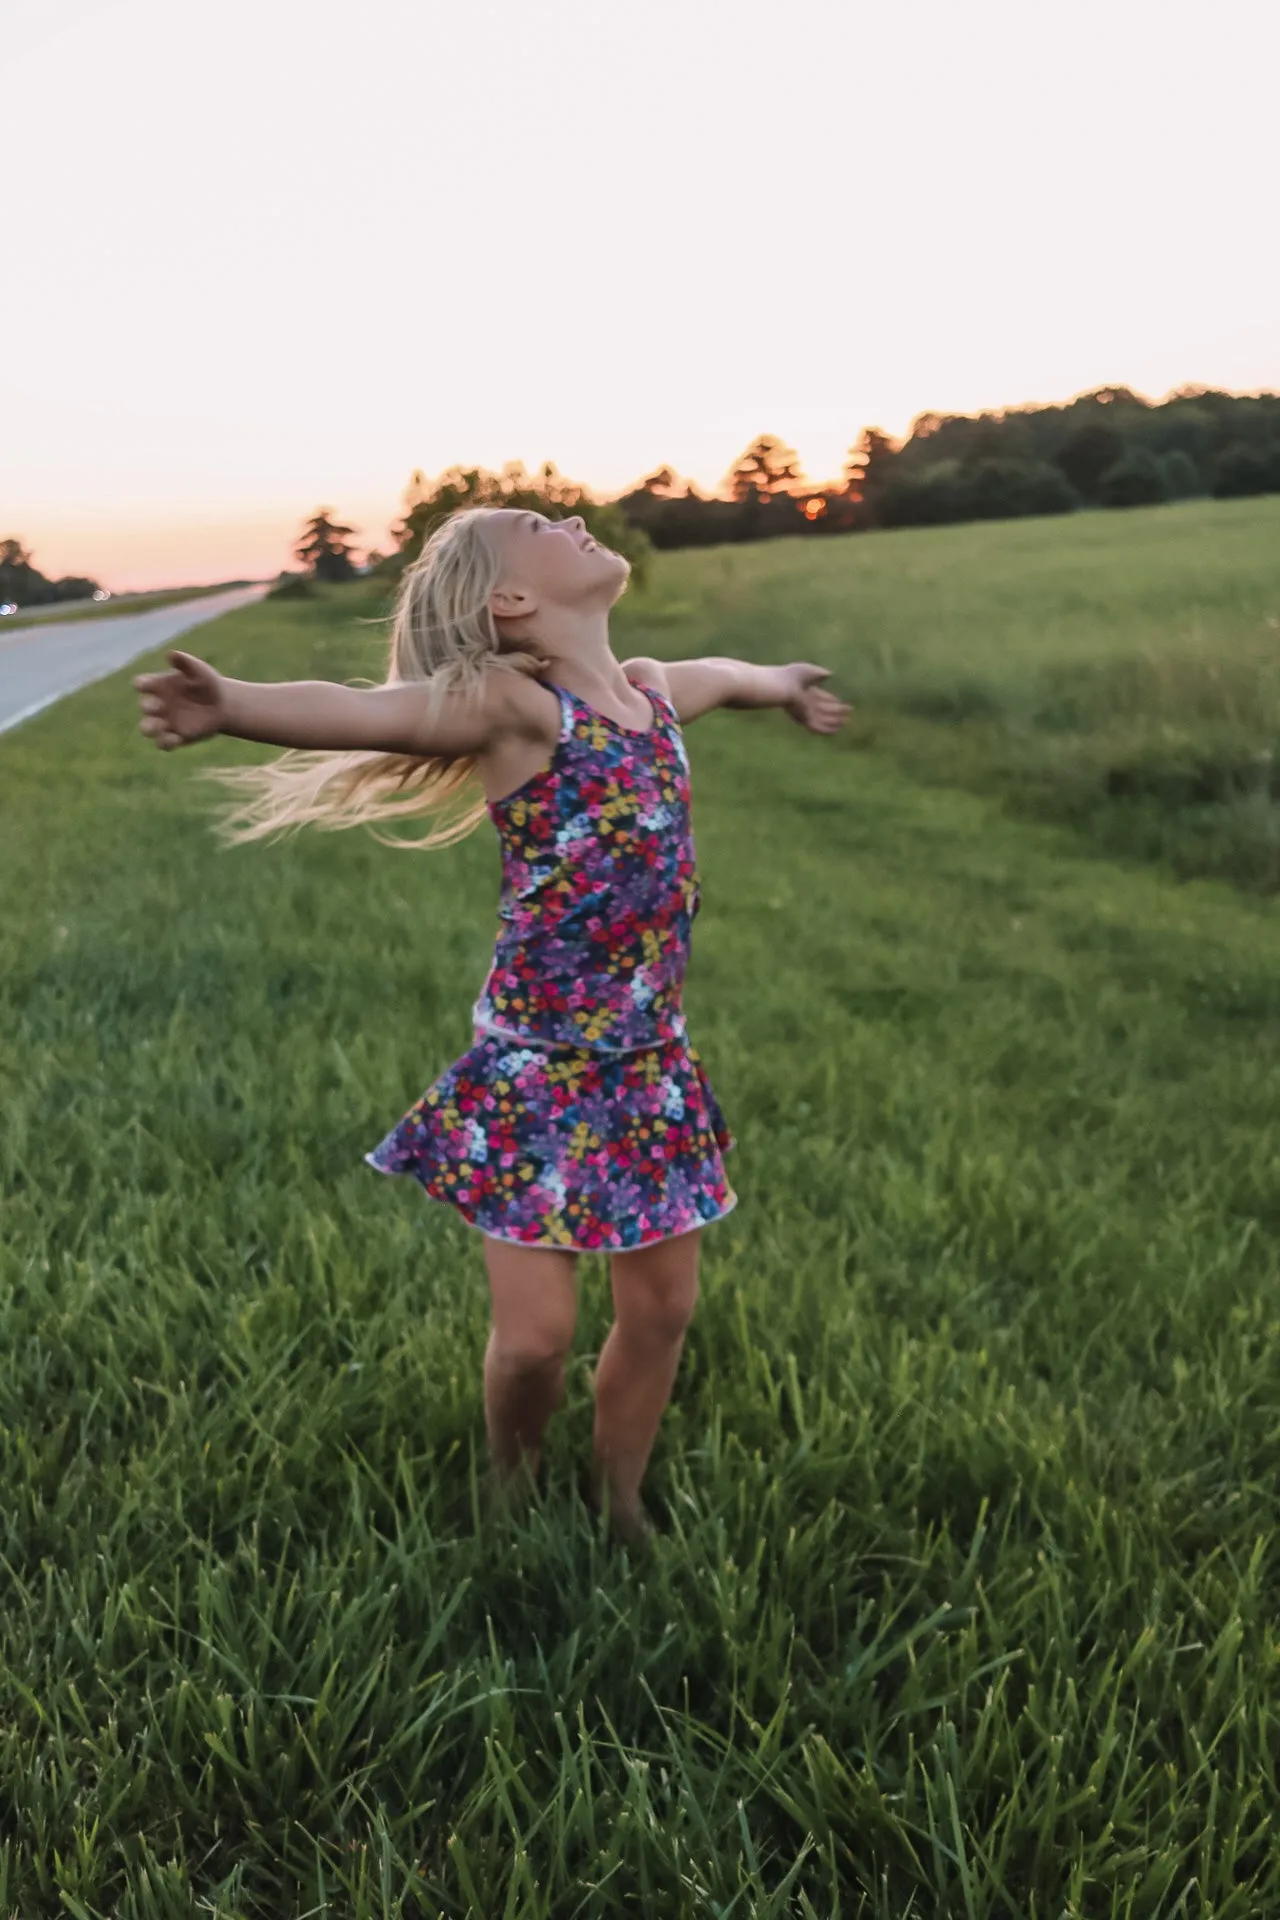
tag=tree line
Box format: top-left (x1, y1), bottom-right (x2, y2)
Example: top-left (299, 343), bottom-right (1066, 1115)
top-left (0, 538), bottom-right (102, 611)
top-left (9, 384), bottom-right (1280, 611)
top-left (617, 386), bottom-right (1280, 546)
top-left (275, 462), bottom-right (651, 596)
top-left (284, 385), bottom-right (1280, 595)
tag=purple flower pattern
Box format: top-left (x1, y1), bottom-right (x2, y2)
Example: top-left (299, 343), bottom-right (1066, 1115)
top-left (365, 679), bottom-right (736, 1249)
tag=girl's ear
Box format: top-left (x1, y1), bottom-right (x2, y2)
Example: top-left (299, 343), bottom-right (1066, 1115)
top-left (489, 584), bottom-right (537, 622)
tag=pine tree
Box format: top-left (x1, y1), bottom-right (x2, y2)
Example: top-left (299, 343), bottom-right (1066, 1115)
top-left (294, 509), bottom-right (359, 582)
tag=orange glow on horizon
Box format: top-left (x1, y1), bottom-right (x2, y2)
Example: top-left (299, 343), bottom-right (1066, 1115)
top-left (5, 0), bottom-right (1277, 592)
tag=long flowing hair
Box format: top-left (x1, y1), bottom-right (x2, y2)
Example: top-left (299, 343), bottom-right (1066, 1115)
top-left (198, 508), bottom-right (550, 849)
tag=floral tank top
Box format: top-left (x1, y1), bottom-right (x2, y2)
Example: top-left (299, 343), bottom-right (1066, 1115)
top-left (471, 678), bottom-right (701, 1053)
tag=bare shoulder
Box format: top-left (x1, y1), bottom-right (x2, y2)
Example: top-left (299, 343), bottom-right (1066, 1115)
top-left (474, 667), bottom-right (562, 807)
top-left (478, 665), bottom-right (561, 744)
top-left (621, 655), bottom-right (672, 695)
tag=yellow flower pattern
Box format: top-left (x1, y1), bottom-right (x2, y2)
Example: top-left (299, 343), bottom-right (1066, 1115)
top-left (366, 681), bottom-right (735, 1250)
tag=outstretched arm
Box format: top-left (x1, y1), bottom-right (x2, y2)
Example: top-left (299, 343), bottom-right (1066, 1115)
top-left (135, 650), bottom-right (537, 758)
top-left (624, 655), bottom-right (851, 732)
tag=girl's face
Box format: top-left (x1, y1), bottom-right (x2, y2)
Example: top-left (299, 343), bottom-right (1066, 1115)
top-left (490, 509), bottom-right (629, 613)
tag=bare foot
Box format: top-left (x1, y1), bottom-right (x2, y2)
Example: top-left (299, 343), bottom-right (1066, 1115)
top-left (484, 1458), bottom-right (539, 1523)
top-left (587, 1466), bottom-right (655, 1547)
top-left (609, 1501), bottom-right (655, 1548)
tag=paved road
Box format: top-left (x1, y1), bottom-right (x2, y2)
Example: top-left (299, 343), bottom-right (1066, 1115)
top-left (0, 584), bottom-right (269, 737)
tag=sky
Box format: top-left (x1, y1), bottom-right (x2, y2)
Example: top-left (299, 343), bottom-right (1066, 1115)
top-left (5, 0), bottom-right (1278, 591)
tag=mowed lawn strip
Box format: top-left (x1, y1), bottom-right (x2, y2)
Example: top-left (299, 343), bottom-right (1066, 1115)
top-left (2, 524), bottom-right (1279, 1916)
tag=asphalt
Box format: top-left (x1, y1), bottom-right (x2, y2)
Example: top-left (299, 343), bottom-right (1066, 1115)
top-left (0, 584), bottom-right (269, 736)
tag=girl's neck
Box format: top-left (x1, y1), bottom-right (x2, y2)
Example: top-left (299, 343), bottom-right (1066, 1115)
top-left (533, 611), bottom-right (632, 705)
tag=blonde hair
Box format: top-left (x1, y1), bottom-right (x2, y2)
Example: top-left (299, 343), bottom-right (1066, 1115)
top-left (199, 507), bottom-right (550, 850)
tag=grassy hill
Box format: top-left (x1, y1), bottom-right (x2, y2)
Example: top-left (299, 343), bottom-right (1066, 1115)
top-left (2, 498), bottom-right (1279, 1914)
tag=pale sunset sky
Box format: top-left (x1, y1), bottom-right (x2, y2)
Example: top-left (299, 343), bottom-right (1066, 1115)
top-left (5, 0), bottom-right (1277, 590)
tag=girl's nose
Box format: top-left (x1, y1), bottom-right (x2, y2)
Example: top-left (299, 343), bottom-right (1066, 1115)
top-left (563, 515), bottom-right (585, 533)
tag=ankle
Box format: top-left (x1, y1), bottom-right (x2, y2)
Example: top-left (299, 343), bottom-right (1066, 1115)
top-left (588, 1462), bottom-right (654, 1544)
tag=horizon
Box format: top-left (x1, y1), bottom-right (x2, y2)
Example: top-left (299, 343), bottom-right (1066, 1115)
top-left (16, 376), bottom-right (1279, 597)
top-left (6, 0), bottom-right (1278, 592)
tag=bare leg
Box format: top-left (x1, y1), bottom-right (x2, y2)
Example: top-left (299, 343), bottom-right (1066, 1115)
top-left (481, 1237), bottom-right (578, 1491)
top-left (591, 1227), bottom-right (701, 1542)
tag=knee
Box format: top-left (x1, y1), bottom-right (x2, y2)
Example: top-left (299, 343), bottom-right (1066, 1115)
top-left (488, 1319), bottom-right (574, 1377)
top-left (624, 1277), bottom-right (699, 1347)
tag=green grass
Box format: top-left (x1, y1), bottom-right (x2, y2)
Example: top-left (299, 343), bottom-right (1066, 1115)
top-left (3, 504), bottom-right (1280, 1915)
top-left (627, 496), bottom-right (1280, 890)
top-left (2, 582), bottom-right (254, 628)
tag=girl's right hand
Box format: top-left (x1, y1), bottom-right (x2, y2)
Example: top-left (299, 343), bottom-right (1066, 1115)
top-left (134, 650), bottom-right (227, 749)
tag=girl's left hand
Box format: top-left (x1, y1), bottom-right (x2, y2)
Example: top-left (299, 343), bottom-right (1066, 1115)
top-left (783, 663), bottom-right (852, 734)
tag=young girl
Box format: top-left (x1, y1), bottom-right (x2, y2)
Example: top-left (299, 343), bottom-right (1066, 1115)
top-left (135, 507), bottom-right (850, 1544)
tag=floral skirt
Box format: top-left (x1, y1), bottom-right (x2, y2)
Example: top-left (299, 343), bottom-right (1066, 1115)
top-left (364, 1028), bottom-right (736, 1252)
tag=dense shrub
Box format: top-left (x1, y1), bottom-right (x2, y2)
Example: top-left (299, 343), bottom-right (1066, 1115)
top-left (267, 572), bottom-right (314, 599)
top-left (973, 459), bottom-right (1078, 518)
top-left (1160, 448), bottom-right (1203, 498)
top-left (876, 460), bottom-right (970, 528)
top-left (1096, 448), bottom-right (1169, 508)
top-left (1054, 421), bottom-right (1127, 501)
top-left (873, 458), bottom-right (1078, 529)
top-left (1210, 442), bottom-right (1277, 499)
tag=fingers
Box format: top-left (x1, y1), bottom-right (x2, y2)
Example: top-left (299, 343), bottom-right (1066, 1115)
top-left (135, 652), bottom-right (196, 685)
top-left (804, 689), bottom-right (852, 733)
top-left (137, 685), bottom-right (185, 748)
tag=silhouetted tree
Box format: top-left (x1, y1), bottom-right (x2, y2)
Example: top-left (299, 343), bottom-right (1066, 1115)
top-left (842, 429), bottom-right (897, 503)
top-left (614, 388), bottom-right (1280, 548)
top-left (384, 461), bottom-right (652, 585)
top-left (632, 465), bottom-right (685, 499)
top-left (294, 508), bottom-right (358, 582)
top-left (0, 536), bottom-right (103, 607)
top-left (724, 435), bottom-right (804, 503)
top-left (0, 538), bottom-right (40, 606)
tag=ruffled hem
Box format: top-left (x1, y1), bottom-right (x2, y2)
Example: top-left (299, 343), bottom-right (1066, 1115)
top-left (366, 1155), bottom-right (738, 1252)
top-left (364, 1029), bottom-right (736, 1253)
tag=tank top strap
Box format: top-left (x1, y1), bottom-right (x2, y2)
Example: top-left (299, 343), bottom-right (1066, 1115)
top-left (639, 681), bottom-right (679, 730)
top-left (540, 678), bottom-right (675, 741)
top-left (540, 681), bottom-right (578, 742)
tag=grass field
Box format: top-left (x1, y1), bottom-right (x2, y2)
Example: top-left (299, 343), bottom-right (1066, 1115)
top-left (3, 498), bottom-right (1280, 1916)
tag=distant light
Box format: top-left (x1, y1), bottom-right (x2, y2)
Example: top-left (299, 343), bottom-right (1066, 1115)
top-left (93, 589), bottom-right (111, 601)
top-left (0, 603), bottom-right (15, 616)
top-left (803, 497), bottom-right (827, 521)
